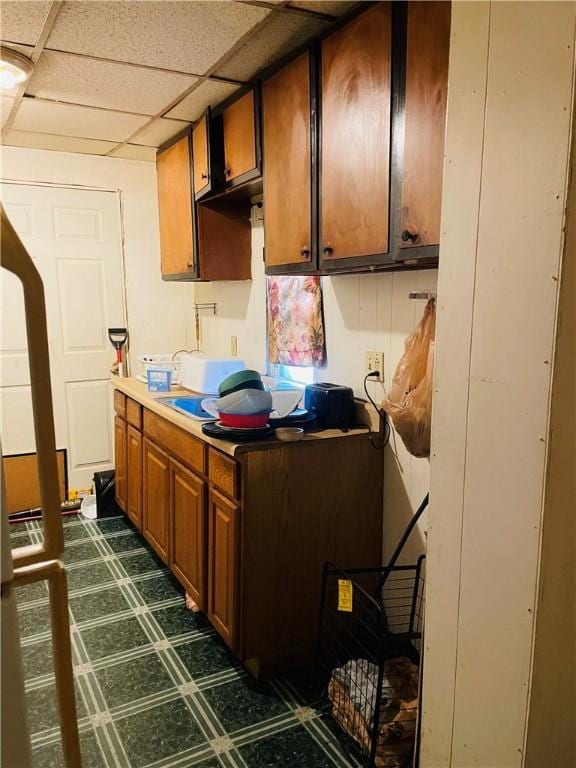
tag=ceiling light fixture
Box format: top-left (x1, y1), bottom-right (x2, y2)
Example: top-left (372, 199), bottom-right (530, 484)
top-left (0, 46), bottom-right (34, 91)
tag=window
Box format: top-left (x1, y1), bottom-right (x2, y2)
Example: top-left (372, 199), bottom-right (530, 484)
top-left (270, 363), bottom-right (314, 385)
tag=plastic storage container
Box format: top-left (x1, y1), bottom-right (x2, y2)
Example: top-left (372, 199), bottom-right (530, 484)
top-left (179, 353), bottom-right (246, 395)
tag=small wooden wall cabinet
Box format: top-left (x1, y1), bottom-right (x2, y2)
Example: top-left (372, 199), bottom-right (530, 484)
top-left (156, 129), bottom-right (252, 282)
top-left (114, 388), bottom-right (383, 678)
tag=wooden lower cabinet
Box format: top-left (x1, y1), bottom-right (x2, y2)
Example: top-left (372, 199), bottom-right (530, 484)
top-left (114, 416), bottom-right (127, 512)
top-left (143, 438), bottom-right (171, 563)
top-left (126, 425), bottom-right (142, 530)
top-left (207, 489), bottom-right (239, 650)
top-left (117, 393), bottom-right (383, 678)
top-left (170, 459), bottom-right (206, 608)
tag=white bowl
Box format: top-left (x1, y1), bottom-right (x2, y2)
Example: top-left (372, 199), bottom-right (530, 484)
top-left (270, 388), bottom-right (303, 418)
top-left (201, 389), bottom-right (273, 417)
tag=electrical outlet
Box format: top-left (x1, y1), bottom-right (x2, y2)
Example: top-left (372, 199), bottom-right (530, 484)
top-left (230, 336), bottom-right (238, 356)
top-left (365, 351), bottom-right (384, 382)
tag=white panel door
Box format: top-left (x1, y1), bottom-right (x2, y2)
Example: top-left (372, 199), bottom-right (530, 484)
top-left (0, 183), bottom-right (125, 488)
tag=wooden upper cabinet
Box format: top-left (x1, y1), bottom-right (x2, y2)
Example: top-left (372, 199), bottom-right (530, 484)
top-left (114, 416), bottom-right (127, 512)
top-left (400, 1), bottom-right (451, 249)
top-left (143, 438), bottom-right (171, 563)
top-left (170, 459), bottom-right (206, 609)
top-left (320, 2), bottom-right (391, 265)
top-left (223, 90), bottom-right (260, 185)
top-left (207, 488), bottom-right (239, 650)
top-left (126, 425), bottom-right (142, 530)
top-left (156, 132), bottom-right (196, 278)
top-left (192, 109), bottom-right (213, 199)
top-left (263, 51), bottom-right (314, 270)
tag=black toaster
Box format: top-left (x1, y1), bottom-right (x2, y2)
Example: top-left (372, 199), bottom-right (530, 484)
top-left (304, 383), bottom-right (355, 430)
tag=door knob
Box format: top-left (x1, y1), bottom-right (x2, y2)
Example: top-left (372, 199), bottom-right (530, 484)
top-left (401, 229), bottom-right (418, 243)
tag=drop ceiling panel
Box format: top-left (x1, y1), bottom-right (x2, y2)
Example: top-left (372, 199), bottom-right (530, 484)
top-left (108, 144), bottom-right (156, 162)
top-left (166, 80), bottom-right (241, 121)
top-left (130, 117), bottom-right (190, 148)
top-left (287, 1), bottom-right (357, 16)
top-left (27, 52), bottom-right (199, 116)
top-left (215, 12), bottom-right (331, 81)
top-left (13, 99), bottom-right (149, 142)
top-left (0, 1), bottom-right (52, 46)
top-left (1, 97), bottom-right (15, 129)
top-left (46, 1), bottom-right (271, 75)
top-left (4, 130), bottom-right (117, 156)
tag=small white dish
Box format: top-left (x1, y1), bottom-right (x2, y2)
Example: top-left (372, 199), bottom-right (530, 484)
top-left (275, 427), bottom-right (304, 442)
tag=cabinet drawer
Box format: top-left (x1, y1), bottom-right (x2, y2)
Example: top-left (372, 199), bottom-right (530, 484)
top-left (208, 448), bottom-right (238, 500)
top-left (143, 409), bottom-right (205, 474)
top-left (114, 390), bottom-right (126, 419)
top-left (126, 397), bottom-right (142, 429)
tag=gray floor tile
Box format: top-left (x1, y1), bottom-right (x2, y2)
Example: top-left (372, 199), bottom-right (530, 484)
top-left (115, 698), bottom-right (205, 768)
top-left (203, 678), bottom-right (289, 733)
top-left (80, 616), bottom-right (150, 661)
top-left (95, 652), bottom-right (175, 709)
top-left (69, 586), bottom-right (130, 624)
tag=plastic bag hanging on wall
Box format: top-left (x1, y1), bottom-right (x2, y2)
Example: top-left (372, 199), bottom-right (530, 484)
top-left (382, 299), bottom-right (436, 458)
top-left (267, 276), bottom-right (326, 367)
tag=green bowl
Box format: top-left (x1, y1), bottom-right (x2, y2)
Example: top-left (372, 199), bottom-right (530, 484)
top-left (218, 369), bottom-right (263, 397)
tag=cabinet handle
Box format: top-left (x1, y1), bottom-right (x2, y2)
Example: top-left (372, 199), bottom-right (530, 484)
top-left (300, 246), bottom-right (310, 258)
top-left (401, 229), bottom-right (419, 243)
top-left (201, 172), bottom-right (208, 180)
top-left (224, 168), bottom-right (231, 177)
top-left (322, 244), bottom-right (334, 255)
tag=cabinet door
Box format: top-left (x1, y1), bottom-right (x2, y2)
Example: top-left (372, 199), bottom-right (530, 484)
top-left (320, 2), bottom-right (391, 266)
top-left (170, 459), bottom-right (206, 609)
top-left (192, 109), bottom-right (213, 199)
top-left (114, 416), bottom-right (127, 512)
top-left (126, 425), bottom-right (142, 530)
top-left (156, 132), bottom-right (197, 278)
top-left (263, 51), bottom-right (314, 270)
top-left (223, 90), bottom-right (259, 185)
top-left (143, 438), bottom-right (170, 563)
top-left (400, 1), bottom-right (450, 249)
top-left (207, 489), bottom-right (239, 649)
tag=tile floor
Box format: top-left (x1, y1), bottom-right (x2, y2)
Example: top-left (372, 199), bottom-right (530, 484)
top-left (10, 515), bottom-right (362, 768)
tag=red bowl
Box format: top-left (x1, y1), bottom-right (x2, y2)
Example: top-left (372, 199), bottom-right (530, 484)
top-left (219, 412), bottom-right (270, 429)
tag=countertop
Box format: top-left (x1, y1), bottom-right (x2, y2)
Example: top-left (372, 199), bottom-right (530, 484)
top-left (112, 377), bottom-right (375, 458)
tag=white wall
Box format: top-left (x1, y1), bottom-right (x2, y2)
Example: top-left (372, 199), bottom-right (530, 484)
top-left (195, 206), bottom-right (437, 561)
top-left (0, 146), bottom-right (195, 365)
top-left (421, 2), bottom-right (576, 766)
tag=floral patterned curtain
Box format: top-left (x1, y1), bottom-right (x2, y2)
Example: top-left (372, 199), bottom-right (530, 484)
top-left (267, 276), bottom-right (326, 367)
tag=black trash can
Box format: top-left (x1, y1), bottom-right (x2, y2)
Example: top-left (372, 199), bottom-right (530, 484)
top-left (93, 470), bottom-right (122, 518)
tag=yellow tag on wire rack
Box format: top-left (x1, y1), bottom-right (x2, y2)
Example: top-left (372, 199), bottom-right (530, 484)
top-left (337, 579), bottom-right (353, 612)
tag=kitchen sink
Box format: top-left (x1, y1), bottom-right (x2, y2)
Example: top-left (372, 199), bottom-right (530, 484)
top-left (157, 396), bottom-right (215, 421)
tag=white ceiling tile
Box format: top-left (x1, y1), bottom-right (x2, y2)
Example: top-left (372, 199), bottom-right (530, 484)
top-left (13, 99), bottom-right (149, 142)
top-left (108, 144), bottom-right (157, 162)
top-left (0, 1), bottom-right (52, 46)
top-left (130, 117), bottom-right (190, 148)
top-left (166, 80), bottom-right (241, 121)
top-left (1, 96), bottom-right (15, 128)
top-left (215, 12), bottom-right (331, 82)
top-left (287, 1), bottom-right (357, 17)
top-left (46, 1), bottom-right (271, 75)
top-left (3, 130), bottom-right (117, 155)
top-left (27, 51), bottom-right (198, 116)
